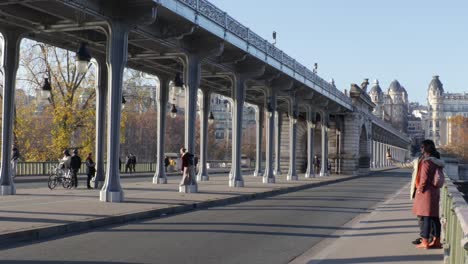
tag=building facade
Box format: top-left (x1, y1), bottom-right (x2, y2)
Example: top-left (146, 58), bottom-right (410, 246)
top-left (368, 79), bottom-right (409, 133)
top-left (425, 75), bottom-right (468, 146)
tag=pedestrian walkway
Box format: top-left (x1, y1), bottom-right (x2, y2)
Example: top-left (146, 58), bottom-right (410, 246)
top-left (0, 173), bottom-right (362, 246)
top-left (290, 183), bottom-right (443, 264)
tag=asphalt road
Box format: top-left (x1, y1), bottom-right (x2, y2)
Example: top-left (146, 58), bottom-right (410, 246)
top-left (0, 169), bottom-right (411, 264)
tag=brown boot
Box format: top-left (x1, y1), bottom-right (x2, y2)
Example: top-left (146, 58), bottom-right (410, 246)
top-left (429, 237), bottom-right (442, 248)
top-left (416, 238), bottom-right (429, 249)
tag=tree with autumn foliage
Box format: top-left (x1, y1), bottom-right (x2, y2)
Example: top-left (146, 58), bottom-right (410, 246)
top-left (15, 39), bottom-right (96, 161)
top-left (443, 115), bottom-right (468, 161)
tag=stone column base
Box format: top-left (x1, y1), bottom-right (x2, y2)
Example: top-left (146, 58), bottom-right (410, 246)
top-left (100, 190), bottom-right (124, 202)
top-left (153, 177), bottom-right (167, 184)
top-left (229, 180), bottom-right (244, 187)
top-left (304, 172), bottom-right (315, 178)
top-left (253, 170), bottom-right (263, 177)
top-left (263, 177), bottom-right (275, 184)
top-left (273, 170), bottom-right (282, 176)
top-left (197, 175), bottom-right (209, 181)
top-left (319, 172), bottom-right (329, 177)
top-left (179, 184), bottom-right (198, 193)
top-left (287, 175), bottom-right (299, 181)
top-left (93, 180), bottom-right (104, 189)
top-left (0, 185), bottom-right (15, 195)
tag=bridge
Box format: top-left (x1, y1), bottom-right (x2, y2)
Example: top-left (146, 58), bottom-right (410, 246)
top-left (0, 0), bottom-right (411, 202)
top-left (5, 1), bottom-right (468, 263)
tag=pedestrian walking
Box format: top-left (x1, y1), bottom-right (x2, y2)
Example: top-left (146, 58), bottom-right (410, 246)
top-left (179, 147), bottom-right (195, 186)
top-left (164, 156), bottom-right (170, 172)
top-left (70, 149), bottom-right (82, 188)
top-left (131, 154), bottom-right (137, 172)
top-left (85, 152), bottom-right (96, 189)
top-left (313, 155), bottom-right (320, 175)
top-left (119, 157), bottom-right (122, 172)
top-left (125, 154), bottom-right (131, 173)
top-left (11, 145), bottom-right (20, 179)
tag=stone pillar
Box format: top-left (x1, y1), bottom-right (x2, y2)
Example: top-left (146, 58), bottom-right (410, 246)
top-left (376, 141), bottom-right (382, 168)
top-left (274, 111), bottom-right (283, 176)
top-left (287, 100), bottom-right (298, 181)
top-left (153, 76), bottom-right (170, 184)
top-left (253, 106), bottom-right (264, 177)
top-left (0, 30), bottom-right (22, 195)
top-left (337, 129), bottom-right (342, 174)
top-left (93, 58), bottom-right (107, 189)
top-left (100, 20), bottom-right (128, 202)
top-left (263, 90), bottom-right (277, 183)
top-left (305, 109), bottom-right (316, 178)
top-left (180, 54), bottom-right (201, 193)
top-left (320, 113), bottom-right (329, 176)
top-left (371, 140), bottom-right (376, 168)
top-left (229, 76), bottom-right (246, 187)
top-left (197, 88), bottom-right (211, 182)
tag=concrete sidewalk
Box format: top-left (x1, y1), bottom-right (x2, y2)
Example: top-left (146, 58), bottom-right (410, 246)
top-left (290, 183), bottom-right (444, 264)
top-left (0, 173), bottom-right (362, 247)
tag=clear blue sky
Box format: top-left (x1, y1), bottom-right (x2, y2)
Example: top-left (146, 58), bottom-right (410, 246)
top-left (210, 0), bottom-right (467, 104)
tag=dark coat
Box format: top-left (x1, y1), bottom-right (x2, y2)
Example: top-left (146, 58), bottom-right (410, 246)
top-left (412, 159), bottom-right (441, 217)
top-left (70, 155), bottom-right (82, 171)
top-left (85, 157), bottom-right (96, 175)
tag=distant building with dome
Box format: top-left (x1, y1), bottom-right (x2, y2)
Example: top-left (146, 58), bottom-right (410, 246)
top-left (425, 75), bottom-right (468, 147)
top-left (369, 79), bottom-right (409, 133)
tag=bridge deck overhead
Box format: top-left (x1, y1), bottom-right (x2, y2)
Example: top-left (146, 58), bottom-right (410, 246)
top-left (0, 0), bottom-right (352, 112)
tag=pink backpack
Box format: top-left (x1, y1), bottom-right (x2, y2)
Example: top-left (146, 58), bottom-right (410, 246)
top-left (433, 167), bottom-right (445, 188)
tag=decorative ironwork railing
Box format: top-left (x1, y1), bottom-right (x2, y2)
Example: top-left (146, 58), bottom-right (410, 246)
top-left (441, 176), bottom-right (468, 263)
top-left (13, 160), bottom-right (252, 176)
top-left (177, 0), bottom-right (351, 105)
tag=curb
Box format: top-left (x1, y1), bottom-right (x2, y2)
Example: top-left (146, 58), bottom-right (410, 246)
top-left (0, 174), bottom-right (364, 247)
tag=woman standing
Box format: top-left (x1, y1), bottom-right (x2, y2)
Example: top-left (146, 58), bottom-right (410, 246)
top-left (413, 139), bottom-right (444, 249)
top-left (85, 152), bottom-right (96, 189)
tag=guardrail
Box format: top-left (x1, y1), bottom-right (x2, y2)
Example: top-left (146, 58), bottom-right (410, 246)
top-left (14, 160), bottom-right (253, 176)
top-left (441, 177), bottom-right (468, 263)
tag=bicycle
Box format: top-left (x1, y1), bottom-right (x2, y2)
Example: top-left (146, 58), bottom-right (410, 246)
top-left (47, 164), bottom-right (73, 190)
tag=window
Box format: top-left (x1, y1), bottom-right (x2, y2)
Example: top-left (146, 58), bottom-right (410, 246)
top-left (436, 121), bottom-right (440, 128)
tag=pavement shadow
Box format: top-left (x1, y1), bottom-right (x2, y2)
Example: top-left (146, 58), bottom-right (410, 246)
top-left (307, 254), bottom-right (443, 264)
top-left (0, 261), bottom-right (141, 264)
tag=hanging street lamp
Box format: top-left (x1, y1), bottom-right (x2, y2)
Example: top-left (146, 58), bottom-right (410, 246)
top-left (75, 42), bottom-right (92, 75)
top-left (121, 95), bottom-right (126, 110)
top-left (208, 111), bottom-right (215, 124)
top-left (39, 77), bottom-right (52, 103)
top-left (170, 103), bottom-right (178, 118)
top-left (173, 73), bottom-right (184, 96)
